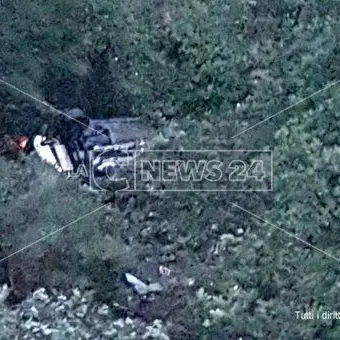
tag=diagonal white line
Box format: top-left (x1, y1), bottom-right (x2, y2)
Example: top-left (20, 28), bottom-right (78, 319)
top-left (231, 202), bottom-right (340, 264)
top-left (0, 203), bottom-right (110, 263)
top-left (0, 78), bottom-right (109, 140)
top-left (230, 79), bottom-right (340, 140)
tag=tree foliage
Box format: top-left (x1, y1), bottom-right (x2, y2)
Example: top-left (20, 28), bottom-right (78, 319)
top-left (1, 0), bottom-right (340, 338)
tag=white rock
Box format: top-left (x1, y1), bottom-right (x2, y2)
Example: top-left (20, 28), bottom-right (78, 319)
top-left (236, 228), bottom-right (244, 236)
top-left (57, 294), bottom-right (67, 301)
top-left (97, 304), bottom-right (109, 316)
top-left (30, 306), bottom-right (39, 318)
top-left (72, 288), bottom-right (81, 298)
top-left (103, 329), bottom-right (118, 337)
top-left (125, 317), bottom-right (134, 325)
top-left (202, 319), bottom-right (211, 327)
top-left (196, 287), bottom-right (206, 299)
top-left (211, 223), bottom-right (219, 231)
top-left (187, 278), bottom-right (195, 287)
top-left (113, 318), bottom-right (125, 328)
top-left (41, 324), bottom-right (58, 336)
top-left (55, 305), bottom-right (66, 313)
top-left (33, 288), bottom-right (49, 302)
top-left (32, 327), bottom-right (40, 333)
top-left (76, 304), bottom-right (88, 318)
top-left (209, 308), bottom-right (227, 318)
top-left (24, 319), bottom-right (40, 330)
top-left (220, 233), bottom-right (242, 245)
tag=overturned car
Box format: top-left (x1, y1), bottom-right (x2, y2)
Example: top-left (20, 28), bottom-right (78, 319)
top-left (32, 109), bottom-right (148, 189)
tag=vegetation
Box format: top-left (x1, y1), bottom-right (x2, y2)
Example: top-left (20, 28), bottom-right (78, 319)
top-left (1, 0), bottom-right (340, 338)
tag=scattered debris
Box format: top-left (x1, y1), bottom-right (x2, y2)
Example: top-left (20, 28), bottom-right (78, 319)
top-left (202, 319), bottom-right (211, 328)
top-left (159, 266), bottom-right (171, 277)
top-left (210, 223), bottom-right (219, 231)
top-left (186, 278), bottom-right (195, 287)
top-left (125, 273), bottom-right (163, 295)
top-left (235, 228), bottom-right (244, 236)
top-left (0, 284), bottom-right (9, 304)
top-left (212, 233), bottom-right (243, 256)
top-left (32, 112), bottom-right (149, 183)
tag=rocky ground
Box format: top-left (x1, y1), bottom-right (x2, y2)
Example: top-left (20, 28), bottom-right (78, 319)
top-left (0, 284), bottom-right (171, 340)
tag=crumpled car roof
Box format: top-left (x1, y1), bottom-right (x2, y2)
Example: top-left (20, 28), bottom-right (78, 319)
top-left (84, 118), bottom-right (149, 145)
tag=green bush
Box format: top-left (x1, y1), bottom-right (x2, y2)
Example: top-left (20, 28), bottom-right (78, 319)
top-left (0, 155), bottom-right (127, 300)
